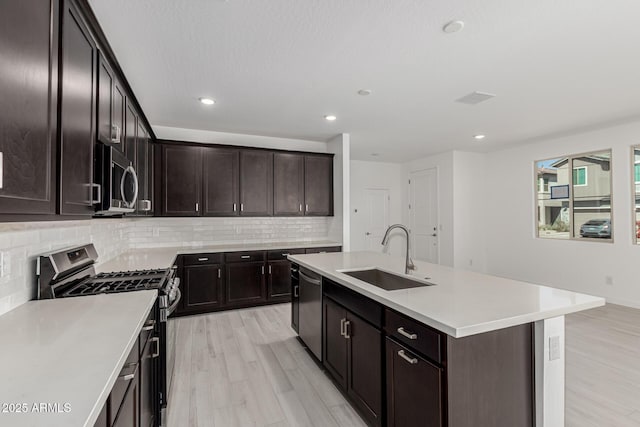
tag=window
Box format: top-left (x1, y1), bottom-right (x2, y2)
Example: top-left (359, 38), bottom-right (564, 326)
top-left (634, 146), bottom-right (640, 244)
top-left (634, 162), bottom-right (640, 183)
top-left (573, 167), bottom-right (587, 186)
top-left (535, 150), bottom-right (612, 242)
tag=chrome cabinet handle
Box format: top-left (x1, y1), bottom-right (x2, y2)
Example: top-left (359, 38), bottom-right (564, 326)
top-left (90, 183), bottom-right (102, 204)
top-left (293, 285), bottom-right (299, 297)
top-left (218, 268), bottom-right (221, 279)
top-left (142, 325), bottom-right (154, 331)
top-left (398, 349), bottom-right (418, 365)
top-left (121, 373), bottom-right (135, 381)
top-left (111, 124), bottom-right (121, 144)
top-left (241, 255), bottom-right (251, 259)
top-left (151, 337), bottom-right (160, 358)
top-left (233, 203), bottom-right (237, 212)
top-left (261, 265), bottom-right (265, 275)
top-left (268, 265), bottom-right (272, 275)
top-left (340, 318), bottom-right (346, 337)
top-left (305, 204), bottom-right (309, 212)
top-left (195, 202), bottom-right (199, 212)
top-left (198, 257), bottom-right (209, 262)
top-left (299, 204), bottom-right (302, 212)
top-left (282, 253), bottom-right (290, 257)
top-left (138, 199), bottom-right (152, 211)
top-left (240, 203), bottom-right (244, 212)
top-left (397, 327), bottom-right (418, 340)
top-left (344, 320), bottom-right (351, 339)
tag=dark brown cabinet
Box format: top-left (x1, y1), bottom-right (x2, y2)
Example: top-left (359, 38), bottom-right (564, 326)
top-left (135, 122), bottom-right (152, 215)
top-left (112, 372), bottom-right (139, 427)
top-left (94, 402), bottom-right (108, 427)
top-left (273, 153), bottom-right (304, 216)
top-left (386, 338), bottom-right (442, 427)
top-left (59, 0), bottom-right (98, 215)
top-left (124, 102), bottom-right (137, 165)
top-left (323, 296), bottom-right (383, 426)
top-left (204, 147), bottom-right (239, 216)
top-left (291, 263), bottom-right (300, 333)
top-left (304, 155), bottom-right (333, 216)
top-left (160, 144), bottom-right (201, 216)
top-left (268, 260), bottom-right (293, 300)
top-left (305, 246), bottom-right (341, 254)
top-left (0, 0), bottom-right (58, 215)
top-left (139, 333), bottom-right (155, 427)
top-left (239, 150), bottom-right (273, 216)
top-left (97, 54), bottom-right (125, 149)
top-left (183, 263), bottom-right (224, 312)
top-left (226, 261), bottom-right (266, 305)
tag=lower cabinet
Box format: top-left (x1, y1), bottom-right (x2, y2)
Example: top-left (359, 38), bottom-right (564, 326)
top-left (323, 296), bottom-right (383, 427)
top-left (226, 261), bottom-right (266, 305)
top-left (139, 336), bottom-right (156, 427)
top-left (386, 338), bottom-right (443, 427)
top-left (291, 264), bottom-right (300, 333)
top-left (112, 373), bottom-right (139, 427)
top-left (183, 263), bottom-right (224, 312)
top-left (268, 260), bottom-right (292, 300)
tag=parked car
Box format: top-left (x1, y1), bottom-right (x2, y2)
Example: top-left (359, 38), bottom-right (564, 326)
top-left (580, 219), bottom-right (611, 238)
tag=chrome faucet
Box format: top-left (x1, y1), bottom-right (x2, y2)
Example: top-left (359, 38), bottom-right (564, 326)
top-left (381, 224), bottom-right (416, 274)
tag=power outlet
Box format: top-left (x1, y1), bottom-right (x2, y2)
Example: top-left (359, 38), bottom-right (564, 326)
top-left (549, 336), bottom-right (561, 361)
top-left (605, 276), bottom-right (614, 286)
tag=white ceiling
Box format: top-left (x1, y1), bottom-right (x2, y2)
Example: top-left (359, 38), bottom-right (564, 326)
top-left (88, 0), bottom-right (640, 162)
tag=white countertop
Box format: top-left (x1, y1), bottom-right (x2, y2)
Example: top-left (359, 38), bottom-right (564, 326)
top-left (288, 251), bottom-right (605, 338)
top-left (96, 240), bottom-right (341, 273)
top-left (0, 290), bottom-right (157, 427)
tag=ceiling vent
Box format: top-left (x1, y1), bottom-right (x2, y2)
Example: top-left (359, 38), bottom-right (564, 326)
top-left (455, 91), bottom-right (496, 105)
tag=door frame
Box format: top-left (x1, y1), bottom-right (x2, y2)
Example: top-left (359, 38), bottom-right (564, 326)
top-left (408, 167), bottom-right (440, 264)
top-left (363, 188), bottom-right (390, 251)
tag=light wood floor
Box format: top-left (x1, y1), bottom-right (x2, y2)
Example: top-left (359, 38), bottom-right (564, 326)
top-left (168, 303), bottom-right (640, 427)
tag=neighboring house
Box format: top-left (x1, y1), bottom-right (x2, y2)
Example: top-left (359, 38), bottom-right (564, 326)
top-left (537, 154), bottom-right (611, 236)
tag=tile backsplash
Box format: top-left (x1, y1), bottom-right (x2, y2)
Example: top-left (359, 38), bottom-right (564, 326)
top-left (127, 217), bottom-right (329, 248)
top-left (0, 216), bottom-right (329, 316)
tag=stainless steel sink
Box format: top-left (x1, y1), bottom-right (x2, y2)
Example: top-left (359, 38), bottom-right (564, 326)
top-left (341, 268), bottom-right (435, 291)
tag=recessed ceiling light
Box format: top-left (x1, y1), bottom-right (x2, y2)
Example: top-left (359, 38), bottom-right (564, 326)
top-left (199, 97), bottom-right (215, 105)
top-left (474, 134), bottom-right (486, 140)
top-left (324, 115), bottom-right (337, 121)
top-left (358, 89), bottom-right (372, 96)
top-left (443, 20), bottom-right (465, 34)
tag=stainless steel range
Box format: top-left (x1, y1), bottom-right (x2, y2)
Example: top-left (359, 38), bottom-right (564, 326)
top-left (36, 244), bottom-right (181, 427)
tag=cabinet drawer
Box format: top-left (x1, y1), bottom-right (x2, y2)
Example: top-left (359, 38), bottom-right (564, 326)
top-left (385, 309), bottom-right (443, 365)
top-left (225, 251), bottom-right (266, 263)
top-left (267, 248), bottom-right (305, 261)
top-left (109, 340), bottom-right (139, 422)
top-left (182, 253), bottom-right (223, 265)
top-left (305, 246), bottom-right (341, 254)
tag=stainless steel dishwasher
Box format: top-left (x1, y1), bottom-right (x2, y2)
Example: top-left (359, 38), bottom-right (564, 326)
top-left (298, 267), bottom-right (322, 361)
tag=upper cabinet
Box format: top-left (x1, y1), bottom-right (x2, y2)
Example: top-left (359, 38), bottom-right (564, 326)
top-left (240, 150), bottom-right (274, 216)
top-left (274, 153), bottom-right (305, 216)
top-left (135, 122), bottom-right (153, 215)
top-left (305, 155), bottom-right (333, 216)
top-left (203, 147), bottom-right (239, 216)
top-left (160, 144), bottom-right (202, 216)
top-left (0, 0), bottom-right (58, 215)
top-left (157, 141), bottom-right (333, 218)
top-left (59, 0), bottom-right (99, 215)
top-left (97, 53), bottom-right (125, 148)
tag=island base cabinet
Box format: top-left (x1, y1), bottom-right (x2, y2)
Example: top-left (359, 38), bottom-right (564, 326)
top-left (386, 338), bottom-right (442, 427)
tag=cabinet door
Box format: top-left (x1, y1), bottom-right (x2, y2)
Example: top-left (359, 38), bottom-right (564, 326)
top-left (273, 153), bottom-right (304, 216)
top-left (113, 374), bottom-right (140, 427)
top-left (0, 0), bottom-right (57, 214)
top-left (268, 260), bottom-right (292, 300)
top-left (97, 54), bottom-right (114, 145)
top-left (93, 401), bottom-right (108, 427)
top-left (184, 264), bottom-right (224, 312)
top-left (291, 274), bottom-right (299, 332)
top-left (323, 297), bottom-right (348, 389)
top-left (225, 262), bottom-right (266, 305)
top-left (161, 144), bottom-right (202, 216)
top-left (59, 1), bottom-right (97, 215)
top-left (139, 336), bottom-right (155, 427)
top-left (124, 102), bottom-right (137, 165)
top-left (239, 150), bottom-right (273, 216)
top-left (203, 147), bottom-right (239, 216)
top-left (304, 155), bottom-right (333, 216)
top-left (347, 312), bottom-right (382, 426)
top-left (386, 338), bottom-right (442, 427)
top-left (135, 122), bottom-right (149, 214)
top-left (113, 81), bottom-right (126, 149)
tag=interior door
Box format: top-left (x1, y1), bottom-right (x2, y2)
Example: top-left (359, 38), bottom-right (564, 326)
top-left (364, 189), bottom-right (390, 252)
top-left (409, 168), bottom-right (439, 263)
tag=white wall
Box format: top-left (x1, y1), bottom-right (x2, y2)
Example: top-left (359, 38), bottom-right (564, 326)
top-left (484, 120), bottom-right (640, 308)
top-left (327, 134), bottom-right (350, 249)
top-left (349, 160), bottom-right (404, 256)
top-left (402, 151), bottom-right (455, 267)
top-left (153, 126), bottom-right (328, 153)
top-left (452, 151), bottom-right (487, 271)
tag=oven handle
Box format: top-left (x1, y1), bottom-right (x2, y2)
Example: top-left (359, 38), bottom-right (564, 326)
top-left (166, 287), bottom-right (182, 316)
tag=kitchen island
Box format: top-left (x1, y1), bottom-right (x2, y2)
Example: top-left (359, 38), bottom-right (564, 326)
top-left (288, 251), bottom-right (605, 427)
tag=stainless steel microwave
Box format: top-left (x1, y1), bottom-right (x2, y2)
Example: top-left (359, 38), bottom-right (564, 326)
top-left (95, 144), bottom-right (138, 215)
